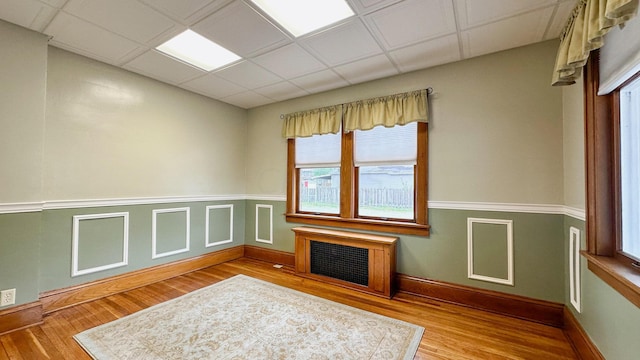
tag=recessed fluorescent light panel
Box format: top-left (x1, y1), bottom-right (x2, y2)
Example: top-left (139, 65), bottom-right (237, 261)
top-left (250, 0), bottom-right (354, 37)
top-left (156, 29), bottom-right (241, 71)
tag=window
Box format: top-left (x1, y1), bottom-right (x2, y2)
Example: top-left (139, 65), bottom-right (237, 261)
top-left (295, 132), bottom-right (341, 215)
top-left (584, 54), bottom-right (640, 308)
top-left (355, 122), bottom-right (417, 220)
top-left (619, 77), bottom-right (640, 261)
top-left (286, 121), bottom-right (429, 236)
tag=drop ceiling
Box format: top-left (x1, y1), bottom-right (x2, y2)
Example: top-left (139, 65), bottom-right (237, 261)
top-left (0, 0), bottom-right (575, 109)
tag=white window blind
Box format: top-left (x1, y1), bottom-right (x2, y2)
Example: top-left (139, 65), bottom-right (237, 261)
top-left (295, 132), bottom-right (341, 168)
top-left (354, 122), bottom-right (416, 166)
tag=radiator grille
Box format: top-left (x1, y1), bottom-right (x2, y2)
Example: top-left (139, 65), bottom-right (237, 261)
top-left (310, 240), bottom-right (369, 286)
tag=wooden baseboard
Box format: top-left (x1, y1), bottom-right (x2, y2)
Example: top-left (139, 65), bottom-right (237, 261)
top-left (563, 308), bottom-right (605, 360)
top-left (244, 245), bottom-right (295, 267)
top-left (0, 301), bottom-right (43, 336)
top-left (40, 246), bottom-right (244, 314)
top-left (396, 274), bottom-right (565, 328)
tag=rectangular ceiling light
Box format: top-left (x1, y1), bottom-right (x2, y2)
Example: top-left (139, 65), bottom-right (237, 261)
top-left (250, 0), bottom-right (354, 37)
top-left (156, 30), bottom-right (241, 71)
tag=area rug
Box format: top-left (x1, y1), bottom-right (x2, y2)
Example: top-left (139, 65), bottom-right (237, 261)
top-left (74, 274), bottom-right (424, 359)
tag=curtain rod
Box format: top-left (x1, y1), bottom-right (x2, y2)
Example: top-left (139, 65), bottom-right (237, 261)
top-left (279, 87), bottom-right (433, 119)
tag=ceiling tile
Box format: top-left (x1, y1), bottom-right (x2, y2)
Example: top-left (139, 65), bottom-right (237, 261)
top-left (0, 0), bottom-right (56, 31)
top-left (545, 1), bottom-right (576, 40)
top-left (350, 0), bottom-right (403, 14)
top-left (64, 0), bottom-right (177, 43)
top-left (301, 19), bottom-right (382, 66)
top-left (40, 0), bottom-right (68, 7)
top-left (389, 34), bottom-right (460, 72)
top-left (214, 61), bottom-right (282, 89)
top-left (45, 12), bottom-right (141, 63)
top-left (365, 0), bottom-right (456, 50)
top-left (254, 81), bottom-right (309, 101)
top-left (461, 7), bottom-right (554, 58)
top-left (139, 0), bottom-right (231, 23)
top-left (333, 54), bottom-right (398, 84)
top-left (193, 1), bottom-right (290, 57)
top-left (455, 0), bottom-right (557, 30)
top-left (289, 69), bottom-right (349, 94)
top-left (253, 43), bottom-right (326, 79)
top-left (221, 90), bottom-right (273, 108)
top-left (124, 50), bottom-right (205, 84)
top-left (181, 73), bottom-right (246, 98)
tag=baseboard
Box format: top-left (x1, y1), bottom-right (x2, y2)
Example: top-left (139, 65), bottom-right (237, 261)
top-left (0, 301), bottom-right (43, 336)
top-left (563, 308), bottom-right (605, 360)
top-left (40, 246), bottom-right (244, 314)
top-left (396, 274), bottom-right (565, 328)
top-left (244, 245), bottom-right (295, 267)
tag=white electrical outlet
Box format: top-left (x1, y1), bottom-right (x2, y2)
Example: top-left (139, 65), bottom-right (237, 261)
top-left (0, 288), bottom-right (16, 306)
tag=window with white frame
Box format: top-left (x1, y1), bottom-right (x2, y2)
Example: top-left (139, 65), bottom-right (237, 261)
top-left (620, 75), bottom-right (640, 261)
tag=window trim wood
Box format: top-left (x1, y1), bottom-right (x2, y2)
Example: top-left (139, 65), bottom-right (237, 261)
top-left (584, 51), bottom-right (640, 308)
top-left (286, 122), bottom-right (430, 236)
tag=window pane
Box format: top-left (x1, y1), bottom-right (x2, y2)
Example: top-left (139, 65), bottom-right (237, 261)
top-left (299, 167), bottom-right (340, 214)
top-left (620, 77), bottom-right (640, 261)
top-left (358, 165), bottom-right (414, 220)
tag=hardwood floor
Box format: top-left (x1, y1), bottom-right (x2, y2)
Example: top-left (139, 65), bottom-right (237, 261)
top-left (0, 258), bottom-right (578, 359)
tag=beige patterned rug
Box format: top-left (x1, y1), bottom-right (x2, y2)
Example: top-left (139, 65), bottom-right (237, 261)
top-left (74, 274), bottom-right (423, 359)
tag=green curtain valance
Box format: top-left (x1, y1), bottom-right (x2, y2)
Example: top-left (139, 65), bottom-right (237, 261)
top-left (343, 89), bottom-right (428, 132)
top-left (552, 0), bottom-right (639, 86)
top-left (281, 105), bottom-right (342, 138)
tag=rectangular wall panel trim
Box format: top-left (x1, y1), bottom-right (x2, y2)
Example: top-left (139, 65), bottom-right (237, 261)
top-left (72, 212), bottom-right (129, 277)
top-left (205, 204), bottom-right (234, 247)
top-left (255, 204), bottom-right (273, 244)
top-left (569, 226), bottom-right (582, 312)
top-left (467, 217), bottom-right (514, 286)
top-left (152, 207), bottom-right (190, 259)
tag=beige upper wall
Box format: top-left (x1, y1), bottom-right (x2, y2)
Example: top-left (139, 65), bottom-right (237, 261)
top-left (0, 20), bottom-right (48, 203)
top-left (246, 40), bottom-right (564, 205)
top-left (562, 83), bottom-right (586, 210)
top-left (44, 47), bottom-right (248, 200)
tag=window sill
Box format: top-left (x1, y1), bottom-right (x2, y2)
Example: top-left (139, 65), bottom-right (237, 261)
top-left (285, 213), bottom-right (430, 237)
top-left (582, 251), bottom-right (640, 308)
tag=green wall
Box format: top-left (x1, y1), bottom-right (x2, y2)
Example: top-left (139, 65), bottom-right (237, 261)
top-left (0, 213), bottom-right (42, 306)
top-left (246, 201), bottom-right (565, 302)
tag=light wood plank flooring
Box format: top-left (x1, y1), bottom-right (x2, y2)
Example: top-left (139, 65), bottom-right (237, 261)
top-left (0, 258), bottom-right (578, 359)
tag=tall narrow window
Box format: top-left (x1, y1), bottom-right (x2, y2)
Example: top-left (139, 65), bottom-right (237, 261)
top-left (620, 76), bottom-right (640, 261)
top-left (354, 122), bottom-right (416, 220)
top-left (295, 132), bottom-right (341, 215)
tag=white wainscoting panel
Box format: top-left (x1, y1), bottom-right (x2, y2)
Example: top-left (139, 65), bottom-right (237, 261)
top-left (569, 226), bottom-right (582, 312)
top-left (152, 207), bottom-right (190, 259)
top-left (255, 204), bottom-right (273, 244)
top-left (72, 212), bottom-right (129, 277)
top-left (205, 204), bottom-right (234, 247)
top-left (467, 217), bottom-right (514, 286)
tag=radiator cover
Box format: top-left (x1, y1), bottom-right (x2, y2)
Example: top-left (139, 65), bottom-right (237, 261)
top-left (293, 227), bottom-right (398, 299)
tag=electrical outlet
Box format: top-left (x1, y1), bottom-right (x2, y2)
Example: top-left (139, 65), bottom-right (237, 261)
top-left (0, 288), bottom-right (16, 306)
